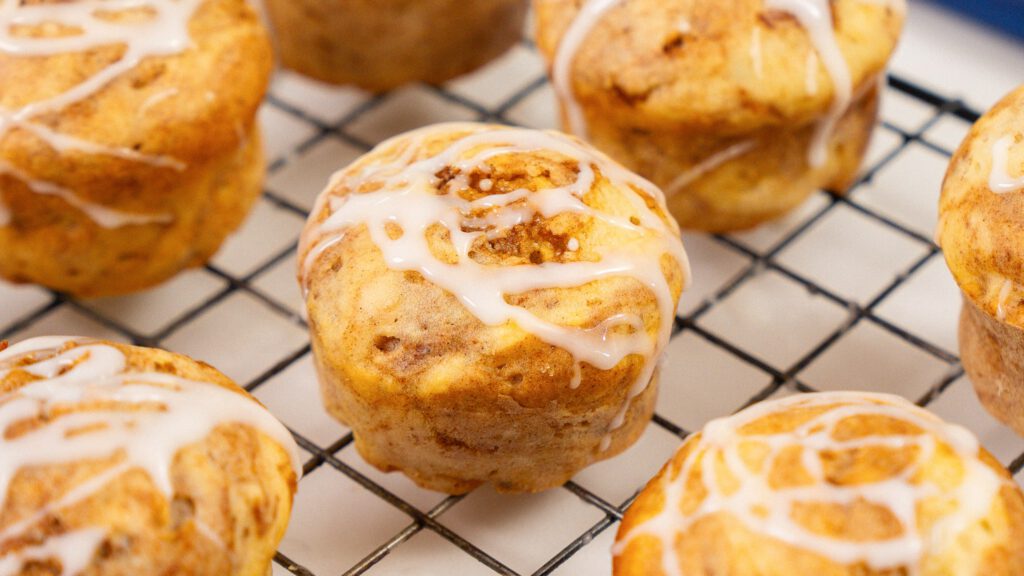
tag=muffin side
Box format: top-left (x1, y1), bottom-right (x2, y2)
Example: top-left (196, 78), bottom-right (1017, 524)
top-left (265, 0), bottom-right (528, 91)
top-left (0, 0), bottom-right (273, 296)
top-left (299, 122), bottom-right (688, 493)
top-left (938, 86), bottom-right (1024, 435)
top-left (534, 0), bottom-right (905, 231)
top-left (614, 392), bottom-right (1024, 575)
top-left (0, 337), bottom-right (301, 576)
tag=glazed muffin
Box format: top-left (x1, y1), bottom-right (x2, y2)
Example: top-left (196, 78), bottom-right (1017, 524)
top-left (0, 0), bottom-right (272, 297)
top-left (298, 122), bottom-right (689, 494)
top-left (534, 0), bottom-right (905, 232)
top-left (0, 336), bottom-right (300, 575)
top-left (615, 391), bottom-right (1024, 575)
top-left (938, 85), bottom-right (1024, 436)
top-left (264, 0), bottom-right (528, 92)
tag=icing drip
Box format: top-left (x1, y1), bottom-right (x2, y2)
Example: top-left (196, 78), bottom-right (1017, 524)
top-left (665, 140), bottom-right (757, 196)
top-left (750, 26), bottom-right (764, 79)
top-left (0, 159), bottom-right (172, 228)
top-left (138, 87), bottom-right (181, 116)
top-left (765, 0), bottom-right (852, 168)
top-left (0, 337), bottom-right (301, 576)
top-left (552, 0), bottom-right (623, 138)
top-left (300, 123), bottom-right (690, 450)
top-left (996, 278), bottom-right (1014, 322)
top-left (0, 0), bottom-right (203, 228)
top-left (805, 50), bottom-right (820, 95)
top-left (552, 0), bottom-right (854, 168)
top-left (0, 530), bottom-right (106, 576)
top-left (614, 392), bottom-right (1007, 576)
top-left (989, 136), bottom-right (1024, 194)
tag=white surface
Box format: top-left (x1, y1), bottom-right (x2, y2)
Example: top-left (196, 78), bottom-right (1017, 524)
top-left (894, 1), bottom-right (1024, 111)
top-left (83, 270), bottom-right (226, 336)
top-left (441, 488), bottom-right (605, 574)
top-left (1, 4), bottom-right (1023, 575)
top-left (853, 142), bottom-right (952, 237)
top-left (775, 205), bottom-right (930, 303)
top-left (699, 270), bottom-right (852, 370)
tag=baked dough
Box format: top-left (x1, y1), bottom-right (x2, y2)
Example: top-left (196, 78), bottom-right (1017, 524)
top-left (0, 0), bottom-right (272, 296)
top-left (299, 122), bottom-right (689, 493)
top-left (0, 337), bottom-right (300, 576)
top-left (534, 0), bottom-right (905, 231)
top-left (615, 391), bottom-right (1024, 575)
top-left (265, 0), bottom-right (528, 91)
top-left (938, 85), bottom-right (1024, 436)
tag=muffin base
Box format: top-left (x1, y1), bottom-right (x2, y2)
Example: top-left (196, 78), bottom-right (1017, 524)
top-left (586, 83), bottom-right (880, 232)
top-left (961, 297), bottom-right (1024, 437)
top-left (314, 335), bottom-right (660, 494)
top-left (266, 0), bottom-right (527, 92)
top-left (0, 340), bottom-right (297, 576)
top-left (0, 129), bottom-right (264, 297)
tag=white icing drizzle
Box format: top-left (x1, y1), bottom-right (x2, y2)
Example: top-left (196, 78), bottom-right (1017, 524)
top-left (0, 337), bottom-right (301, 576)
top-left (0, 0), bottom-right (202, 228)
top-left (765, 0), bottom-right (852, 168)
top-left (552, 0), bottom-right (623, 138)
top-left (989, 136), bottom-right (1024, 194)
top-left (193, 519), bottom-right (225, 550)
top-left (138, 87), bottom-right (181, 117)
top-left (0, 159), bottom-right (172, 228)
top-left (750, 26), bottom-right (764, 79)
top-left (300, 123), bottom-right (690, 451)
top-left (0, 530), bottom-right (106, 576)
top-left (552, 0), bottom-right (854, 168)
top-left (664, 140), bottom-right (757, 197)
top-left (805, 50), bottom-right (820, 95)
top-left (614, 392), bottom-right (1008, 576)
top-left (996, 278), bottom-right (1014, 322)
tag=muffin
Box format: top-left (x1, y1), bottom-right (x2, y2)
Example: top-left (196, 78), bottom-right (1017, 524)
top-left (0, 0), bottom-right (273, 297)
top-left (615, 391), bottom-right (1024, 575)
top-left (0, 336), bottom-right (300, 575)
top-left (533, 0), bottom-right (906, 232)
top-left (938, 85), bottom-right (1024, 436)
top-left (264, 0), bottom-right (528, 92)
top-left (298, 122), bottom-right (689, 494)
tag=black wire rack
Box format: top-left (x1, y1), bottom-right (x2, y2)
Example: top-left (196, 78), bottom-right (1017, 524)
top-left (2, 36), bottom-right (1023, 576)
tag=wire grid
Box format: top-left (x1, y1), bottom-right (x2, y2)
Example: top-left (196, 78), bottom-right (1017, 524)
top-left (1, 36), bottom-right (1022, 576)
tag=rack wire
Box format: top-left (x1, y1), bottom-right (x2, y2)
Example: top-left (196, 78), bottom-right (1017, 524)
top-left (2, 35), bottom-right (1021, 576)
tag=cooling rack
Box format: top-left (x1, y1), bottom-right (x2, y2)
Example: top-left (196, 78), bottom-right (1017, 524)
top-left (1, 30), bottom-right (1022, 576)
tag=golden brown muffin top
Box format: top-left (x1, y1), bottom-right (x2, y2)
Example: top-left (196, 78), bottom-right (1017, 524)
top-left (614, 391), bottom-right (1024, 575)
top-left (0, 337), bottom-right (300, 574)
top-left (0, 0), bottom-right (269, 162)
top-left (534, 0), bottom-right (905, 132)
top-left (300, 122), bottom-right (688, 447)
top-left (0, 0), bottom-right (271, 227)
top-left (939, 86), bottom-right (1024, 329)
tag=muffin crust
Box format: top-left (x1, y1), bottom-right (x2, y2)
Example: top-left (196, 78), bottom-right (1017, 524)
top-left (0, 337), bottom-right (300, 576)
top-left (0, 0), bottom-right (272, 296)
top-left (534, 0), bottom-right (905, 231)
top-left (265, 0), bottom-right (528, 91)
top-left (615, 392), bottom-right (1024, 575)
top-left (939, 86), bottom-right (1024, 436)
top-left (299, 122), bottom-right (688, 493)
